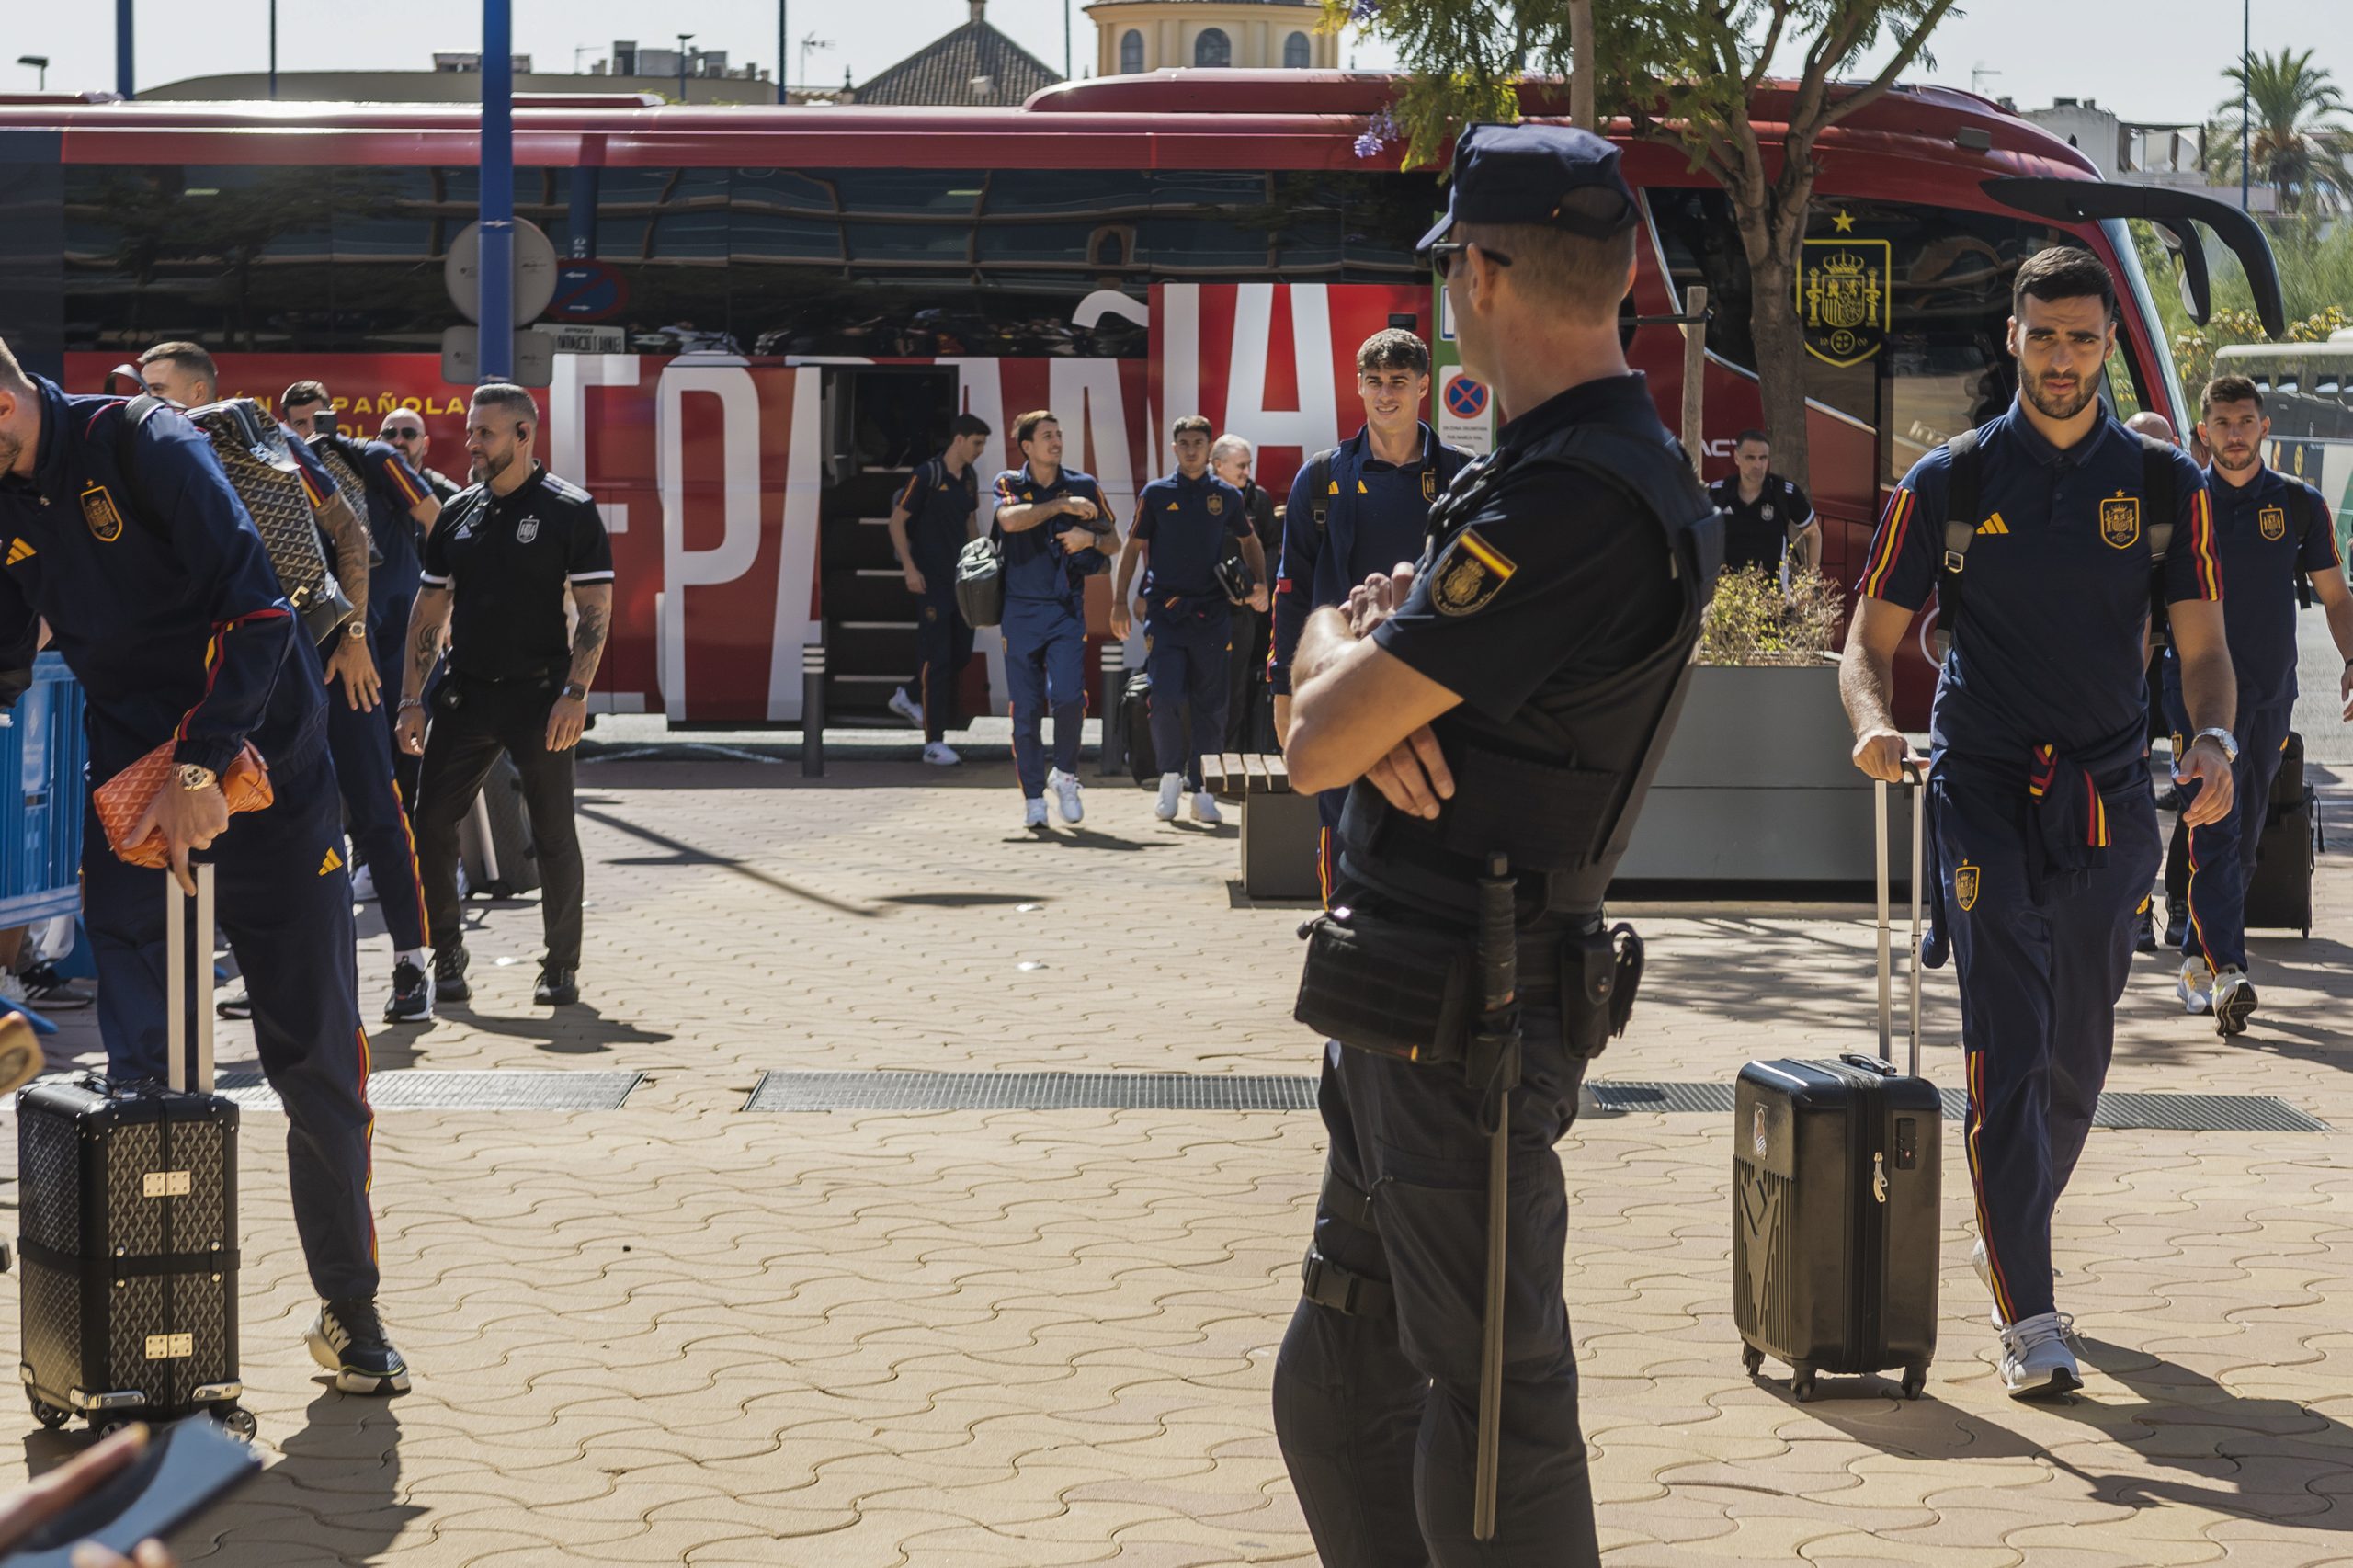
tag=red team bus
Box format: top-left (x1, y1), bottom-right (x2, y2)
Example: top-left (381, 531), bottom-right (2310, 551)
top-left (0, 72), bottom-right (2282, 725)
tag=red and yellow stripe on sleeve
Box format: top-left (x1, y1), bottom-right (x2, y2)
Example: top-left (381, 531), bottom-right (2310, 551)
top-left (384, 459), bottom-right (429, 507)
top-left (295, 463), bottom-right (332, 511)
top-left (2187, 485), bottom-right (2222, 600)
top-left (1858, 487), bottom-right (1915, 601)
top-left (174, 606), bottom-right (292, 742)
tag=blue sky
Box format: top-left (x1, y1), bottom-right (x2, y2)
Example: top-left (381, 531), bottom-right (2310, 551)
top-left (14, 0), bottom-right (2345, 128)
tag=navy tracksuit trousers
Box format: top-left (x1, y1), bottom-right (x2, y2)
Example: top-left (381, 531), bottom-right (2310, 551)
top-left (1003, 598), bottom-right (1086, 799)
top-left (1934, 756), bottom-right (2159, 1327)
top-left (81, 742), bottom-right (381, 1303)
top-left (2162, 677), bottom-right (2294, 976)
top-left (911, 575), bottom-right (974, 745)
top-left (322, 636), bottom-right (430, 954)
top-left (1144, 613), bottom-right (1229, 791)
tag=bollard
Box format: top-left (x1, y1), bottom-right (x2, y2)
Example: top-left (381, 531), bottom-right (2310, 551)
top-left (1098, 641), bottom-right (1126, 778)
top-left (801, 643), bottom-right (826, 778)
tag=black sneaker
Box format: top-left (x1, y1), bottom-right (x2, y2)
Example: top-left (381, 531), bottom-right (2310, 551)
top-left (215, 991), bottom-right (253, 1021)
top-left (383, 960), bottom-right (435, 1024)
top-left (305, 1298), bottom-right (411, 1395)
top-left (2163, 898), bottom-right (2188, 951)
top-left (534, 965), bottom-right (579, 1006)
top-left (18, 964), bottom-right (91, 1010)
top-left (2132, 900), bottom-right (2157, 954)
top-left (432, 945), bottom-right (471, 1004)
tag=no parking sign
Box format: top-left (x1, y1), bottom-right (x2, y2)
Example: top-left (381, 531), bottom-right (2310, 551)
top-left (1438, 368), bottom-right (1494, 453)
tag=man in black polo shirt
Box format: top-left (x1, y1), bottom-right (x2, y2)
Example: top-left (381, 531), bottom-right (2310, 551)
top-left (1708, 428), bottom-right (1819, 578)
top-left (883, 412), bottom-right (991, 765)
top-left (395, 384), bottom-right (613, 1009)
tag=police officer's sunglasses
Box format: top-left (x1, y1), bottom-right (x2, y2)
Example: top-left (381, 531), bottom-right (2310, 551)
top-left (1422, 242), bottom-right (1515, 281)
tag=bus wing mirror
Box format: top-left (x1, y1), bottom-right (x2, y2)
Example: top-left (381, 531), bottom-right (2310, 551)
top-left (1978, 177), bottom-right (2285, 339)
top-left (2149, 219), bottom-right (2211, 325)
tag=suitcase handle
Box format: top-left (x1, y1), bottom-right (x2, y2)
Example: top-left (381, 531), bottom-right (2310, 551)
top-left (165, 862), bottom-right (216, 1096)
top-left (1873, 766), bottom-right (1924, 1078)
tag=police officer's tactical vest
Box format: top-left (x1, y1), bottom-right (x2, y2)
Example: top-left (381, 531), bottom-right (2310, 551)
top-left (1337, 423), bottom-right (1724, 920)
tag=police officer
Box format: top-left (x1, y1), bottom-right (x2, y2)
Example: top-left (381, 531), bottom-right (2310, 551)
top-left (1272, 127), bottom-right (1718, 1565)
top-left (991, 410), bottom-right (1117, 829)
top-left (2161, 375), bottom-right (2353, 1029)
top-left (397, 384), bottom-right (612, 1010)
top-left (1111, 415), bottom-right (1267, 823)
top-left (137, 345), bottom-right (440, 1023)
top-left (1708, 427), bottom-right (1820, 576)
top-left (1211, 433), bottom-right (1280, 750)
top-left (1840, 247), bottom-right (2236, 1398)
top-left (0, 335), bottom-right (409, 1396)
top-left (1274, 329), bottom-right (1473, 900)
top-left (883, 412), bottom-right (992, 766)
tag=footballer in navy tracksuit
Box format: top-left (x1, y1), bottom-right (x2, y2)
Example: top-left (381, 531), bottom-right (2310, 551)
top-left (2163, 378), bottom-right (2353, 1028)
top-left (1114, 421), bottom-right (1267, 814)
top-left (0, 354), bottom-right (408, 1392)
top-left (1840, 252), bottom-right (2236, 1400)
top-left (991, 413), bottom-right (1115, 825)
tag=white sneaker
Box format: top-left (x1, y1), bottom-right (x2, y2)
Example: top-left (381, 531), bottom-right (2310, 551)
top-left (349, 862), bottom-right (377, 902)
top-left (1154, 774), bottom-right (1183, 821)
top-left (1049, 767), bottom-right (1084, 824)
top-left (1190, 790), bottom-right (1223, 825)
top-left (2177, 958), bottom-right (2213, 1015)
top-left (921, 741), bottom-right (961, 767)
top-left (888, 687), bottom-right (923, 726)
top-left (1023, 797), bottom-right (1050, 829)
top-left (2211, 966), bottom-right (2258, 1037)
top-left (1997, 1312), bottom-right (2083, 1400)
top-left (1972, 1238), bottom-right (2004, 1329)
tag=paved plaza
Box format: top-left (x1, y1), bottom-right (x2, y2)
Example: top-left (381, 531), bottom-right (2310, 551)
top-left (5, 741), bottom-right (2352, 1565)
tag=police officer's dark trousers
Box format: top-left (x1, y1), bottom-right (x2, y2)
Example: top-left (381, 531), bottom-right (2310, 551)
top-left (913, 573), bottom-right (974, 745)
top-left (322, 636), bottom-right (431, 953)
top-left (81, 742), bottom-right (381, 1303)
top-left (1274, 992), bottom-right (1599, 1567)
top-left (1935, 756), bottom-right (2159, 1327)
top-left (1144, 611), bottom-right (1229, 790)
top-left (413, 672), bottom-right (585, 969)
top-left (2163, 671), bottom-right (2292, 975)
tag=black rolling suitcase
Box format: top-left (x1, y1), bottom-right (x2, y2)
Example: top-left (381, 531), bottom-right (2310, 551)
top-left (1121, 671), bottom-right (1159, 788)
top-left (1733, 774), bottom-right (1941, 1402)
top-left (460, 752), bottom-right (540, 897)
top-left (15, 865), bottom-right (253, 1437)
top-left (2245, 730), bottom-right (2316, 937)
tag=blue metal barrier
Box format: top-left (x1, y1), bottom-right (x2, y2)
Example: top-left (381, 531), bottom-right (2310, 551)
top-left (0, 654), bottom-right (86, 928)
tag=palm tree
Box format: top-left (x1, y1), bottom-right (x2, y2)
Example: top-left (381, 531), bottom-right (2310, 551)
top-left (2211, 47), bottom-right (2353, 216)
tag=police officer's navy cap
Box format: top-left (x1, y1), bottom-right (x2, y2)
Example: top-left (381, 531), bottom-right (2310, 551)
top-left (1415, 122), bottom-right (1641, 253)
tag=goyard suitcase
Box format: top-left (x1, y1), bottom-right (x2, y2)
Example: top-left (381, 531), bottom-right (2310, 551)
top-left (1733, 773), bottom-right (1941, 1402)
top-left (2245, 730), bottom-right (2316, 937)
top-left (183, 398), bottom-right (357, 645)
top-left (15, 865), bottom-right (253, 1437)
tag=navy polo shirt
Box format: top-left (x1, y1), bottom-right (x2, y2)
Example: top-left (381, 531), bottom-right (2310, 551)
top-left (990, 463), bottom-right (1114, 608)
top-left (1708, 472), bottom-right (1815, 574)
top-left (0, 376), bottom-right (318, 777)
top-left (1272, 422), bottom-right (1472, 695)
top-left (1857, 404), bottom-right (2221, 776)
top-left (895, 455), bottom-right (980, 574)
top-left (2167, 463), bottom-right (2341, 712)
top-left (1132, 469), bottom-right (1249, 611)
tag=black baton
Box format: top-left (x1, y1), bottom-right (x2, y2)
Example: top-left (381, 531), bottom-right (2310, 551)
top-left (1472, 852), bottom-right (1519, 1541)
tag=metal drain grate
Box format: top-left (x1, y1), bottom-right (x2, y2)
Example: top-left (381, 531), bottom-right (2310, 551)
top-left (216, 1069), bottom-right (643, 1113)
top-left (1585, 1079), bottom-right (2325, 1132)
top-left (745, 1071), bottom-right (1318, 1113)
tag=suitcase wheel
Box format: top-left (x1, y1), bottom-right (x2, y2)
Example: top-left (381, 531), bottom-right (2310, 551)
top-left (26, 1395), bottom-right (68, 1431)
top-left (1740, 1345), bottom-right (1764, 1377)
top-left (1901, 1364), bottom-right (1927, 1402)
top-left (213, 1404), bottom-right (258, 1441)
top-left (1790, 1365), bottom-right (1817, 1403)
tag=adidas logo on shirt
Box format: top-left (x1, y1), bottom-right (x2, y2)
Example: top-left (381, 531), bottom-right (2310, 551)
top-left (320, 847), bottom-right (344, 877)
top-left (1974, 514), bottom-right (2010, 536)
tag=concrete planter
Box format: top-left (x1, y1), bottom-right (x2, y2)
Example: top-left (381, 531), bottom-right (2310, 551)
top-left (1616, 663), bottom-right (1915, 892)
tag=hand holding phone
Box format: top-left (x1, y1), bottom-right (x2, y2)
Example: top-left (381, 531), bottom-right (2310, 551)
top-left (0, 1419), bottom-right (258, 1568)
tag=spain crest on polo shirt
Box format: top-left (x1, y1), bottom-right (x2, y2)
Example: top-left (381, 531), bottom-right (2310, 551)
top-left (2260, 505), bottom-right (2287, 540)
top-left (2098, 492), bottom-right (2141, 550)
top-left (81, 483), bottom-right (124, 543)
top-left (1954, 861), bottom-right (1981, 912)
top-left (1421, 471), bottom-right (1438, 502)
top-left (1206, 493), bottom-right (1224, 517)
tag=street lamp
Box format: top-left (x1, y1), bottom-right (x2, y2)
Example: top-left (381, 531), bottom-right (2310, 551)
top-left (778, 1), bottom-right (789, 104)
top-left (676, 32), bottom-right (692, 104)
top-left (2239, 0), bottom-right (2251, 211)
top-left (16, 55), bottom-right (47, 91)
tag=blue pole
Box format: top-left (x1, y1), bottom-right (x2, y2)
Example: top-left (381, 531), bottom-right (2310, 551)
top-left (480, 0), bottom-right (515, 382)
top-left (115, 0), bottom-right (133, 98)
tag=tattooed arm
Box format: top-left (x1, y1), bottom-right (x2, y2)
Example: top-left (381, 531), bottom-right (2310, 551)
top-left (393, 585), bottom-right (453, 757)
top-left (546, 583), bottom-right (609, 752)
top-left (313, 492), bottom-right (379, 710)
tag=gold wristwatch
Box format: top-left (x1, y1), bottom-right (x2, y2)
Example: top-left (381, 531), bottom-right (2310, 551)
top-left (176, 763), bottom-right (219, 792)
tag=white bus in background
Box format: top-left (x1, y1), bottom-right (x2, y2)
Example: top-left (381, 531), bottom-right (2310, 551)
top-left (2213, 334), bottom-right (2353, 561)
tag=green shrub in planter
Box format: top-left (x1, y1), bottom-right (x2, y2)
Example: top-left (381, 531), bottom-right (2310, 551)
top-left (1698, 565), bottom-right (1847, 667)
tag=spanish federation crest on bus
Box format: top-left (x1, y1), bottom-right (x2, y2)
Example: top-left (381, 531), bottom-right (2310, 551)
top-left (1798, 237), bottom-right (1891, 368)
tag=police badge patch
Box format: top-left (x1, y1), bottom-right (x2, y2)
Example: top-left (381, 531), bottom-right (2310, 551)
top-left (2098, 493), bottom-right (2141, 550)
top-left (81, 483), bottom-right (124, 543)
top-left (2260, 506), bottom-right (2287, 540)
top-left (515, 517), bottom-right (540, 544)
top-left (1432, 528), bottom-right (1517, 617)
top-left (1954, 861), bottom-right (1981, 913)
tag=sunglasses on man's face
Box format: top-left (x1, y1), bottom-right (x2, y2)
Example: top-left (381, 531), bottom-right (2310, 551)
top-left (381, 426), bottom-right (423, 441)
top-left (1424, 241), bottom-right (1514, 281)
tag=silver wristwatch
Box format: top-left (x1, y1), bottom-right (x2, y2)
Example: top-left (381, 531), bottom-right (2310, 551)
top-left (2188, 727), bottom-right (2239, 766)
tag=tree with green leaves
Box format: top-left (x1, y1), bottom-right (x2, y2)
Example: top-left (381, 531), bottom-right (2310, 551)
top-left (1334, 0), bottom-right (1958, 479)
top-left (2209, 47), bottom-right (2353, 218)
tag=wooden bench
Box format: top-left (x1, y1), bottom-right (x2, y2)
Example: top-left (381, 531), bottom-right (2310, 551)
top-left (1201, 752), bottom-right (1321, 901)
